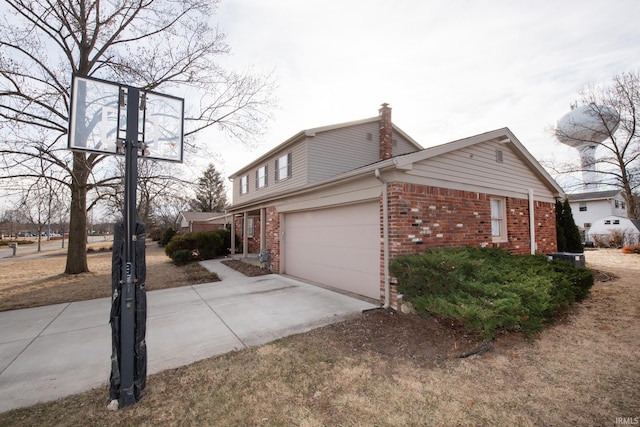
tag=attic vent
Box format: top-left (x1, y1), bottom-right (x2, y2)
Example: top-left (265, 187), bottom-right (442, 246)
top-left (366, 132), bottom-right (372, 141)
top-left (392, 139), bottom-right (397, 147)
top-left (495, 149), bottom-right (504, 163)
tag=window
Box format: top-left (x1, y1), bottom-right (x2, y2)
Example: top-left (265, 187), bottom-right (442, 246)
top-left (256, 165), bottom-right (267, 189)
top-left (247, 217), bottom-right (254, 238)
top-left (615, 200), bottom-right (620, 208)
top-left (604, 220), bottom-right (611, 225)
top-left (275, 153), bottom-right (292, 182)
top-left (579, 202), bottom-right (587, 212)
top-left (490, 197), bottom-right (507, 241)
top-left (613, 219), bottom-right (620, 225)
top-left (621, 201), bottom-right (626, 209)
top-left (240, 175), bottom-right (249, 195)
top-left (584, 223), bottom-right (591, 228)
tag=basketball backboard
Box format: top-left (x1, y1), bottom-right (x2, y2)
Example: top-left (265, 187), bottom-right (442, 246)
top-left (68, 75), bottom-right (184, 162)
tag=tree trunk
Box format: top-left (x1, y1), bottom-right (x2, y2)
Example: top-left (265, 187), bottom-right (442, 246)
top-left (65, 152), bottom-right (90, 274)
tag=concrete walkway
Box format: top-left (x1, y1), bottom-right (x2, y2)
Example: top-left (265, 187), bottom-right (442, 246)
top-left (0, 259), bottom-right (377, 413)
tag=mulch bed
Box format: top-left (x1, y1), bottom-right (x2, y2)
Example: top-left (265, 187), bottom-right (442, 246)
top-left (221, 259), bottom-right (272, 276)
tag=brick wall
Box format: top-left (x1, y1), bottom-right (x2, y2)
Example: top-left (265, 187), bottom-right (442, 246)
top-left (190, 223), bottom-right (226, 233)
top-left (265, 206), bottom-right (280, 271)
top-left (234, 216), bottom-right (261, 253)
top-left (383, 182), bottom-right (557, 307)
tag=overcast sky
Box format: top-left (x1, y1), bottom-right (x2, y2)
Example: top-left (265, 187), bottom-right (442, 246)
top-left (204, 0), bottom-right (640, 187)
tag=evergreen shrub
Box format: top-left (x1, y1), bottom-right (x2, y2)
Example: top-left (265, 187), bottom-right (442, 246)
top-left (160, 226), bottom-right (177, 246)
top-left (390, 247), bottom-right (594, 339)
top-left (165, 229), bottom-right (230, 262)
top-left (172, 249), bottom-right (195, 265)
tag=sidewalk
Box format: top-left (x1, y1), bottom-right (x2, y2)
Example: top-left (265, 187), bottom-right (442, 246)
top-left (0, 259), bottom-right (377, 413)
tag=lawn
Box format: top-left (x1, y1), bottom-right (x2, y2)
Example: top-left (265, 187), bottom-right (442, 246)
top-left (0, 247), bottom-right (638, 425)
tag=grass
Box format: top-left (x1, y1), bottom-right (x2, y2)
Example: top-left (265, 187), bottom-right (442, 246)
top-left (0, 248), bottom-right (639, 425)
top-left (0, 242), bottom-right (218, 312)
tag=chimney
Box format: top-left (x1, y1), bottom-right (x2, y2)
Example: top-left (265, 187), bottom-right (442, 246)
top-left (379, 103), bottom-right (392, 160)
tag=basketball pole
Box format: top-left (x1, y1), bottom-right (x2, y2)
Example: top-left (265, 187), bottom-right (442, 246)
top-left (119, 86), bottom-right (140, 408)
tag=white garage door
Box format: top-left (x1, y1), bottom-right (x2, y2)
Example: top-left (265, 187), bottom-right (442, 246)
top-left (284, 201), bottom-right (380, 299)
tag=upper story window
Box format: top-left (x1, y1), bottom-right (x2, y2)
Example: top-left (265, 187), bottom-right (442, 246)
top-left (256, 165), bottom-right (267, 189)
top-left (240, 175), bottom-right (249, 195)
top-left (275, 153), bottom-right (292, 182)
top-left (490, 197), bottom-right (507, 242)
top-left (615, 200), bottom-right (620, 208)
top-left (579, 202), bottom-right (587, 212)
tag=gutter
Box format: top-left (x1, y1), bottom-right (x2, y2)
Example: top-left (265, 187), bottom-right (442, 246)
top-left (529, 189), bottom-right (536, 254)
top-left (374, 168), bottom-right (391, 309)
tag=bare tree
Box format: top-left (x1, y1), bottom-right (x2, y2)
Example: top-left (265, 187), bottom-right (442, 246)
top-left (102, 158), bottom-right (192, 227)
top-left (0, 0), bottom-right (275, 273)
top-left (553, 70), bottom-right (640, 218)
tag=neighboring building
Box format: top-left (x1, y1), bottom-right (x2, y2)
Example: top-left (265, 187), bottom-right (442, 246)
top-left (228, 104), bottom-right (563, 308)
top-left (177, 211), bottom-right (230, 233)
top-left (567, 190), bottom-right (629, 243)
top-left (583, 215), bottom-right (640, 246)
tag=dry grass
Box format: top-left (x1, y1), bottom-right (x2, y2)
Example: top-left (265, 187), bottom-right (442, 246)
top-left (0, 242), bottom-right (218, 312)
top-left (0, 249), bottom-right (638, 425)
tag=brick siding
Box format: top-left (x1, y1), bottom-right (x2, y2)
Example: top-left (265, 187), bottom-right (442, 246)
top-left (384, 182), bottom-right (557, 307)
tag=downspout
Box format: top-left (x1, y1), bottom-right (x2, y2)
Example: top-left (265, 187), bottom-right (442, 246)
top-left (528, 189), bottom-right (536, 254)
top-left (375, 168), bottom-right (391, 309)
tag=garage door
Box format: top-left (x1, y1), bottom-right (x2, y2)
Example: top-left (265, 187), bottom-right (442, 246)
top-left (284, 201), bottom-right (380, 299)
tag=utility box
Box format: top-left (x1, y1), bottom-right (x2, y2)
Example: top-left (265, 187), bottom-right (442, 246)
top-left (547, 252), bottom-right (586, 268)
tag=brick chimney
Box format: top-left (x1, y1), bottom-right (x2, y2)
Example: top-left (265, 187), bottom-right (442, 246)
top-left (379, 103), bottom-right (392, 160)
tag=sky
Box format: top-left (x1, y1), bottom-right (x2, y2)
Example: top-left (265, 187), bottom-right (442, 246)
top-left (201, 0), bottom-right (640, 189)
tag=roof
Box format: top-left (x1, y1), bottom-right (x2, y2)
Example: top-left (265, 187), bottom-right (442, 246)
top-left (567, 190), bottom-right (622, 202)
top-left (229, 115), bottom-right (423, 178)
top-left (229, 127), bottom-right (564, 211)
top-left (179, 211), bottom-right (225, 222)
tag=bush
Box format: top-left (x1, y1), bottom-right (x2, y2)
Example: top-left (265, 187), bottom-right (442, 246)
top-left (148, 227), bottom-right (163, 242)
top-left (160, 226), bottom-right (177, 246)
top-left (622, 244), bottom-right (640, 254)
top-left (172, 249), bottom-right (195, 265)
top-left (390, 247), bottom-right (594, 339)
top-left (165, 229), bottom-right (230, 262)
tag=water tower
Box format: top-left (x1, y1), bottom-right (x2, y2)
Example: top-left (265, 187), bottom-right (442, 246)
top-left (555, 104), bottom-right (620, 191)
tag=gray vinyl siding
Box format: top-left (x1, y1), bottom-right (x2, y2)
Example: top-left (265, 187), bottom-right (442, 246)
top-left (407, 141), bottom-right (555, 199)
top-left (393, 132), bottom-right (420, 157)
top-left (233, 140), bottom-right (308, 203)
top-left (307, 122), bottom-right (420, 183)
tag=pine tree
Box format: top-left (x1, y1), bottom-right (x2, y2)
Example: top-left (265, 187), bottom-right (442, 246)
top-left (555, 199), bottom-right (567, 252)
top-left (556, 198), bottom-right (583, 253)
top-left (190, 164), bottom-right (228, 212)
top-left (561, 198), bottom-right (583, 253)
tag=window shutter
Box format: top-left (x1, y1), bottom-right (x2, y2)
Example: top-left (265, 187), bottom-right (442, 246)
top-left (255, 169), bottom-right (259, 187)
top-left (265, 164), bottom-right (268, 186)
top-left (287, 152), bottom-right (292, 178)
top-left (275, 158), bottom-right (279, 182)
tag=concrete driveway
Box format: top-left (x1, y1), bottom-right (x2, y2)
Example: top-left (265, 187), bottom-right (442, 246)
top-left (0, 258), bottom-right (377, 413)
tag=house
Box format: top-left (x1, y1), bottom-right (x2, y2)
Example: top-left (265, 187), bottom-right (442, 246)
top-left (177, 211), bottom-right (230, 233)
top-left (567, 190), bottom-right (629, 243)
top-left (228, 104), bottom-right (563, 308)
top-left (583, 215), bottom-right (640, 246)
